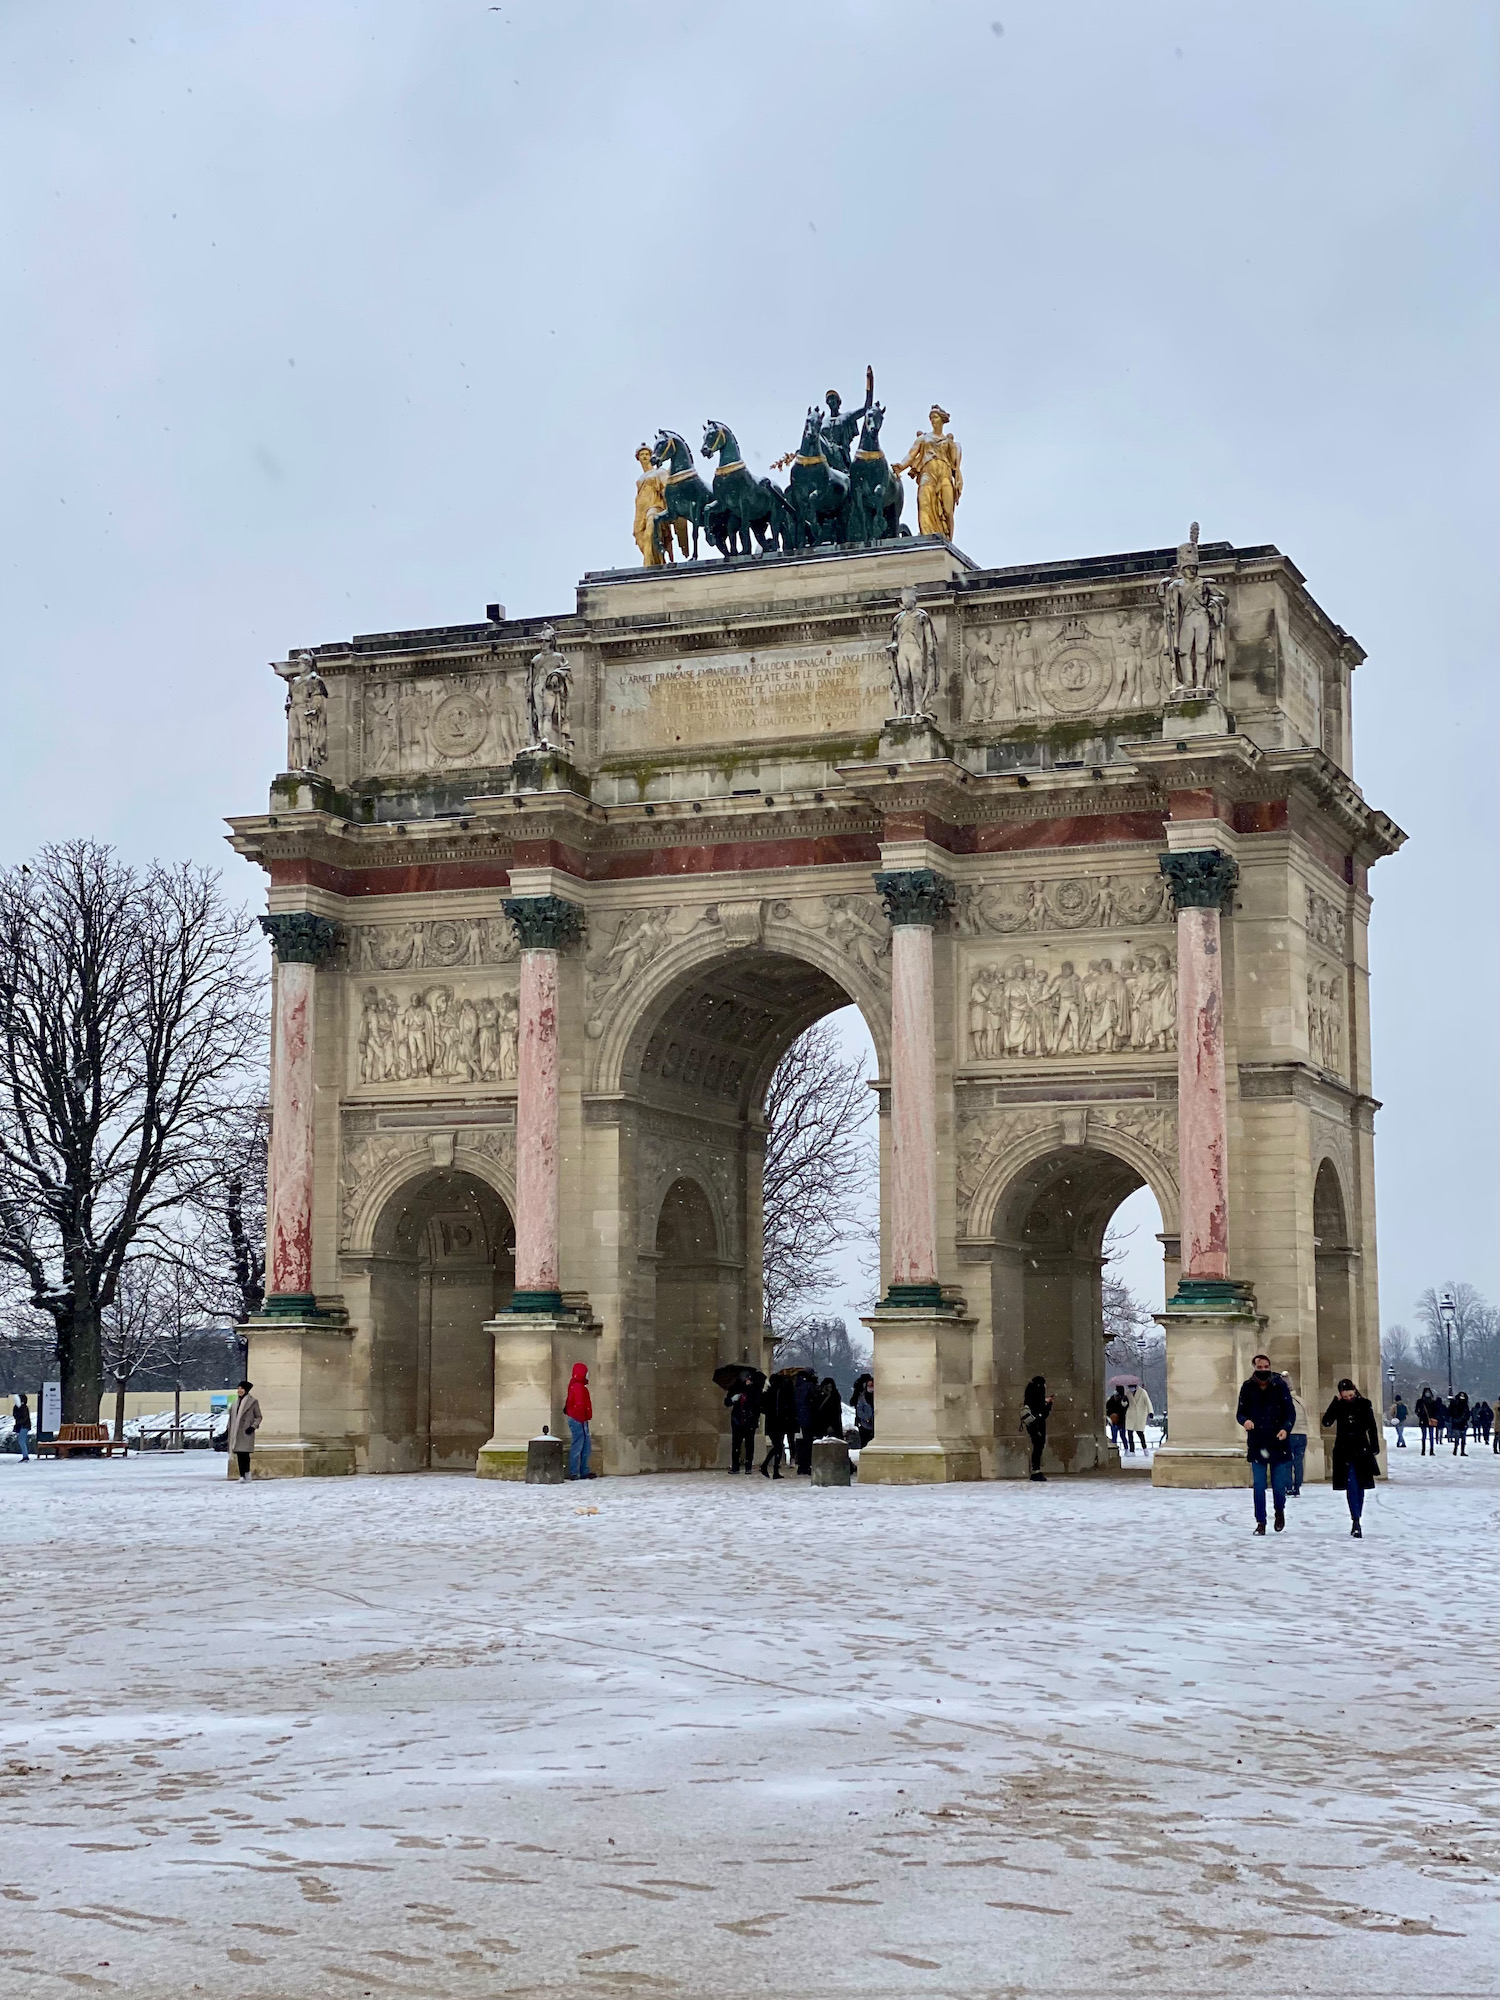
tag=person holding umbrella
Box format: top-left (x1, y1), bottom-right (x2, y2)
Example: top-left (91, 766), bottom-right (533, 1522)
top-left (714, 1365), bottom-right (765, 1474)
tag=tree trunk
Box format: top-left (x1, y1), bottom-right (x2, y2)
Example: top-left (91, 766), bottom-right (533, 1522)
top-left (113, 1376), bottom-right (127, 1442)
top-left (62, 1299), bottom-right (103, 1427)
top-left (173, 1380), bottom-right (182, 1450)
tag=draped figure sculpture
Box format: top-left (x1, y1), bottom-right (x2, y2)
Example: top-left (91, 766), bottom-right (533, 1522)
top-left (893, 404), bottom-right (963, 540)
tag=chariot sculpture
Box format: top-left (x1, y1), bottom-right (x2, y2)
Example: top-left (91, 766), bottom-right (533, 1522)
top-left (635, 367), bottom-right (960, 564)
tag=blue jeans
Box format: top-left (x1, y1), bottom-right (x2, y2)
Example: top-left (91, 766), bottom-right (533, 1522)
top-left (567, 1418), bottom-right (591, 1480)
top-left (16, 1429), bottom-right (30, 1461)
top-left (1344, 1465), bottom-right (1365, 1521)
top-left (1288, 1434), bottom-right (1307, 1493)
top-left (1252, 1457), bottom-right (1290, 1523)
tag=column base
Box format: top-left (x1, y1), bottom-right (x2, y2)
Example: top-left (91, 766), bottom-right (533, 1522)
top-left (858, 1443), bottom-right (982, 1485)
top-left (507, 1289), bottom-right (565, 1314)
top-left (1150, 1445), bottom-right (1251, 1489)
top-left (1161, 693), bottom-right (1235, 739)
top-left (250, 1441), bottom-right (358, 1479)
top-left (1152, 1278), bottom-right (1265, 1489)
top-left (858, 1306), bottom-right (983, 1485)
top-left (477, 1309), bottom-right (600, 1479)
top-left (244, 1310), bottom-right (359, 1478)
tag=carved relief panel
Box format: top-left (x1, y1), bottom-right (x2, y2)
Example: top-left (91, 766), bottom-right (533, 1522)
top-left (963, 946), bottom-right (1178, 1062)
top-left (349, 917), bottom-right (518, 972)
top-left (1305, 963), bottom-right (1345, 1077)
top-left (360, 669), bottom-right (529, 778)
top-left (963, 609), bottom-right (1161, 727)
top-left (351, 982), bottom-right (519, 1089)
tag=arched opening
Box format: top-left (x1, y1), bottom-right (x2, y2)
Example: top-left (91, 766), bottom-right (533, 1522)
top-left (618, 942), bottom-right (878, 1473)
top-left (368, 1168), bottom-right (514, 1472)
top-left (988, 1145), bottom-right (1169, 1475)
top-left (1314, 1159), bottom-right (1355, 1408)
top-left (651, 1177), bottom-right (724, 1469)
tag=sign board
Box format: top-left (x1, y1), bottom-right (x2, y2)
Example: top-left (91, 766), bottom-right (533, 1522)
top-left (41, 1381), bottom-right (61, 1436)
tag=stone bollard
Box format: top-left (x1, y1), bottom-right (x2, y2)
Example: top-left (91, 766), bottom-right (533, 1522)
top-left (525, 1428), bottom-right (566, 1484)
top-left (810, 1437), bottom-right (852, 1487)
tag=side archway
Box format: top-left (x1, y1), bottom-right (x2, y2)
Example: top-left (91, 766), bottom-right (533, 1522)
top-left (365, 1166), bottom-right (514, 1473)
top-left (1313, 1157), bottom-right (1355, 1410)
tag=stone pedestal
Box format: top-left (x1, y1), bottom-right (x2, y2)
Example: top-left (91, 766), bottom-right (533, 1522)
top-left (856, 1307), bottom-right (981, 1484)
top-left (1162, 694), bottom-right (1234, 740)
top-left (810, 1437), bottom-right (852, 1486)
top-left (526, 1432), bottom-right (566, 1484)
top-left (877, 716), bottom-right (951, 765)
top-left (1152, 1280), bottom-right (1261, 1488)
top-left (243, 1313), bottom-right (357, 1479)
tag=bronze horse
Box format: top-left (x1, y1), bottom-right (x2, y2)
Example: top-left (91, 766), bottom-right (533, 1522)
top-left (701, 421), bottom-right (789, 557)
top-left (847, 403), bottom-right (907, 543)
top-left (649, 430), bottom-right (714, 559)
top-left (784, 407), bottom-right (850, 548)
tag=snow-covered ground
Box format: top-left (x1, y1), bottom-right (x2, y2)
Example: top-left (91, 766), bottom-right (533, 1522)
top-left (1, 1443), bottom-right (1494, 1999)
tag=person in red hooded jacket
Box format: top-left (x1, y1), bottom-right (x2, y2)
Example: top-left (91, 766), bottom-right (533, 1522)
top-left (564, 1362), bottom-right (594, 1480)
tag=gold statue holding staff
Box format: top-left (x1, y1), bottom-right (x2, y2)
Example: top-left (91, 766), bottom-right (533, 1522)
top-left (633, 444), bottom-right (688, 567)
top-left (893, 404), bottom-right (963, 540)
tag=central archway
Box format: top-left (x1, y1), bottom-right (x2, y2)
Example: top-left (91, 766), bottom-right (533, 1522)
top-left (981, 1139), bottom-right (1175, 1476)
top-left (611, 940), bottom-right (879, 1473)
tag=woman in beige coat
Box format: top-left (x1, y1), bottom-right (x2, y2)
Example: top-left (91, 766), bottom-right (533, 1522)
top-left (225, 1381), bottom-right (262, 1482)
top-left (1124, 1383), bottom-right (1154, 1453)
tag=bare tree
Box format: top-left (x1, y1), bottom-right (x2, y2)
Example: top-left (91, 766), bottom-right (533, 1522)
top-left (1102, 1227), bottom-right (1166, 1407)
top-left (773, 1315), bottom-right (871, 1400)
top-left (761, 1018), bottom-right (877, 1343)
top-left (0, 843), bottom-right (265, 1423)
top-left (102, 1258), bottom-right (168, 1440)
top-left (1414, 1283), bottom-right (1498, 1397)
top-left (1380, 1323), bottom-right (1422, 1402)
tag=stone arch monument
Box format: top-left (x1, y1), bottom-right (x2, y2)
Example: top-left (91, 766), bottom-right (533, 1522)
top-left (232, 521), bottom-right (1403, 1485)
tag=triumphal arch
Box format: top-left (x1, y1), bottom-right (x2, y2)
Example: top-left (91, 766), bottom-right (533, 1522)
top-left (230, 390), bottom-right (1403, 1486)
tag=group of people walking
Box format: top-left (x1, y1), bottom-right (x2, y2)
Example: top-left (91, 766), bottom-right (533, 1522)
top-left (1104, 1383), bottom-right (1156, 1455)
top-left (722, 1367), bottom-right (871, 1478)
top-left (1237, 1354), bottom-right (1384, 1537)
top-left (1393, 1389), bottom-right (1494, 1455)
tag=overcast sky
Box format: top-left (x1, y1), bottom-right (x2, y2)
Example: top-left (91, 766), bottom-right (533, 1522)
top-left (3, 1), bottom-right (1495, 1330)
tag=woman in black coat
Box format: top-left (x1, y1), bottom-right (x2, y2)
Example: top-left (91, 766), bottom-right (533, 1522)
top-left (813, 1376), bottom-right (843, 1442)
top-left (1321, 1377), bottom-right (1381, 1537)
top-left (1022, 1375), bottom-right (1054, 1482)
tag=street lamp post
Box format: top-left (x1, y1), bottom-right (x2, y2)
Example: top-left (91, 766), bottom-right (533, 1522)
top-left (1438, 1291), bottom-right (1457, 1397)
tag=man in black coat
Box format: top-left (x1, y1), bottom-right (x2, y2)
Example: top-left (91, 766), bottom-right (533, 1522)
top-left (1236, 1352), bottom-right (1297, 1535)
top-left (1448, 1391), bottom-right (1470, 1456)
top-left (1414, 1387), bottom-right (1436, 1456)
top-left (725, 1376), bottom-right (760, 1474)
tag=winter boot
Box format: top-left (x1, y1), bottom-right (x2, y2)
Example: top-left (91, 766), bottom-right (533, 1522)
top-left (1252, 1522), bottom-right (1266, 1535)
top-left (1273, 1509), bottom-right (1285, 1531)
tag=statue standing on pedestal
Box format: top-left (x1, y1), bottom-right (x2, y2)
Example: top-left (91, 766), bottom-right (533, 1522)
top-left (1160, 523), bottom-right (1228, 695)
top-left (526, 627), bottom-right (574, 750)
top-left (894, 404), bottom-right (963, 539)
top-left (818, 366), bottom-right (875, 474)
top-left (887, 587), bottom-right (940, 720)
top-left (277, 652), bottom-right (328, 773)
top-left (632, 444), bottom-right (686, 566)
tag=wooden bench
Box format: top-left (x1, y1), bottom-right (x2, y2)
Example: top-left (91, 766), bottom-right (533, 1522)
top-left (38, 1423), bottom-right (132, 1459)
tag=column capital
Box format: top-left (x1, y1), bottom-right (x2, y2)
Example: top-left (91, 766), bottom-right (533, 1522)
top-left (1159, 848), bottom-right (1239, 913)
top-left (502, 894), bottom-right (586, 952)
top-left (873, 868), bottom-right (954, 928)
top-left (259, 911), bottom-right (342, 965)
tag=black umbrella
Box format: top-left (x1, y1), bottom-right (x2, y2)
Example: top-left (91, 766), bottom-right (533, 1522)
top-left (713, 1364), bottom-right (766, 1390)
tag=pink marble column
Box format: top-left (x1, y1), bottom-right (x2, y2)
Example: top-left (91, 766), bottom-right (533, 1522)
top-left (502, 896), bottom-right (584, 1312)
top-left (1160, 851), bottom-right (1239, 1283)
top-left (875, 870), bottom-right (953, 1308)
top-left (259, 913), bottom-right (340, 1312)
top-left (515, 946), bottom-right (561, 1302)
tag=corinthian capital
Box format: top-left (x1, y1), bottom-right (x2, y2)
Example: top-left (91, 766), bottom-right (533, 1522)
top-left (259, 911), bottom-right (342, 965)
top-left (873, 869), bottom-right (955, 928)
top-left (502, 895), bottom-right (586, 952)
top-left (1159, 849), bottom-right (1239, 913)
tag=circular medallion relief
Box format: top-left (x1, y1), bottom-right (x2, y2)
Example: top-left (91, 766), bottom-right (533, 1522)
top-left (424, 919), bottom-right (466, 966)
top-left (1047, 878), bottom-right (1096, 927)
top-left (430, 691), bottom-right (490, 758)
top-left (1037, 649), bottom-right (1109, 714)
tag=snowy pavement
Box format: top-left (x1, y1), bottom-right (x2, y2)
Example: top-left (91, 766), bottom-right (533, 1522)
top-left (0, 1445), bottom-right (1494, 2000)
